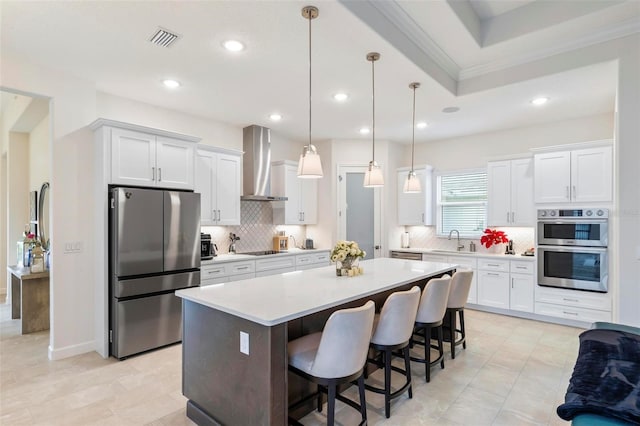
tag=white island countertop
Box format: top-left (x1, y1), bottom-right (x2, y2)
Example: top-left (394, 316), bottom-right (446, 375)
top-left (177, 257), bottom-right (456, 326)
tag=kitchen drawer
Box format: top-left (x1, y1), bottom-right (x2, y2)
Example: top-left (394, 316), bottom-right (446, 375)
top-left (447, 256), bottom-right (477, 269)
top-left (510, 260), bottom-right (533, 275)
top-left (535, 286), bottom-right (611, 311)
top-left (422, 254), bottom-right (448, 262)
top-left (227, 261), bottom-right (256, 275)
top-left (255, 256), bottom-right (296, 273)
top-left (202, 272), bottom-right (256, 285)
top-left (296, 252), bottom-right (330, 267)
top-left (255, 267), bottom-right (296, 278)
top-left (535, 302), bottom-right (612, 323)
top-left (478, 259), bottom-right (509, 272)
top-left (201, 264), bottom-right (229, 280)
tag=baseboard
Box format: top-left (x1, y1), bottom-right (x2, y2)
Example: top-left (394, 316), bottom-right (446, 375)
top-left (48, 340), bottom-right (95, 361)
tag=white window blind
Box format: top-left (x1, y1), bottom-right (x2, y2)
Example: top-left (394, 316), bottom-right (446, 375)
top-left (437, 171), bottom-right (487, 237)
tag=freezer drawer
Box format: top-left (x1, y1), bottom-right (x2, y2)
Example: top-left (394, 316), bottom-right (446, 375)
top-left (113, 270), bottom-right (200, 298)
top-left (111, 292), bottom-right (183, 359)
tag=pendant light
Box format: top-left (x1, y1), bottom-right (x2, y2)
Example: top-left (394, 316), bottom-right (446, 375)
top-left (403, 82), bottom-right (422, 193)
top-left (363, 52), bottom-right (384, 188)
top-left (297, 5), bottom-right (323, 179)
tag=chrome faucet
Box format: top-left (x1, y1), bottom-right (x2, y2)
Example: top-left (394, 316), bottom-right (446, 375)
top-left (228, 233), bottom-right (240, 253)
top-left (448, 229), bottom-right (465, 251)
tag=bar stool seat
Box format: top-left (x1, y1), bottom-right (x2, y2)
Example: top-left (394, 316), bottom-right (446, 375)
top-left (410, 275), bottom-right (451, 382)
top-left (365, 286), bottom-right (420, 418)
top-left (288, 300), bottom-right (375, 426)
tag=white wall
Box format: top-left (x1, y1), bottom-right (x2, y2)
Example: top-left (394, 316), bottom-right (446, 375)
top-left (411, 113), bottom-right (614, 171)
top-left (8, 132), bottom-right (29, 266)
top-left (29, 114), bottom-right (50, 192)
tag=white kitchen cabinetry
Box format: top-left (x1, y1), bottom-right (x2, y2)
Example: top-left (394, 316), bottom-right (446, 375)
top-left (397, 166), bottom-right (434, 225)
top-left (195, 146), bottom-right (242, 226)
top-left (296, 251), bottom-right (330, 270)
top-left (272, 161), bottom-right (318, 225)
top-left (477, 259), bottom-right (510, 309)
top-left (201, 260), bottom-right (256, 286)
top-left (487, 158), bottom-right (533, 227)
top-left (255, 256), bottom-right (297, 277)
top-left (534, 145), bottom-right (612, 204)
top-left (111, 127), bottom-right (195, 189)
top-left (509, 261), bottom-right (534, 312)
top-left (535, 285), bottom-right (611, 322)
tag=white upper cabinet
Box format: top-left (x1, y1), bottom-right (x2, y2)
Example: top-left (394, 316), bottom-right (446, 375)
top-left (487, 158), bottom-right (534, 227)
top-left (397, 166), bottom-right (434, 225)
top-left (106, 122), bottom-right (197, 190)
top-left (272, 161), bottom-right (318, 225)
top-left (195, 147), bottom-right (242, 226)
top-left (534, 145), bottom-right (612, 204)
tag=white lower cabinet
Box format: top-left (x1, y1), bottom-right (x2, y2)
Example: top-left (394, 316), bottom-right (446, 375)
top-left (535, 285), bottom-right (611, 322)
top-left (201, 260), bottom-right (256, 286)
top-left (478, 270), bottom-right (510, 309)
top-left (296, 252), bottom-right (330, 270)
top-left (255, 256), bottom-right (297, 277)
top-left (509, 261), bottom-right (534, 312)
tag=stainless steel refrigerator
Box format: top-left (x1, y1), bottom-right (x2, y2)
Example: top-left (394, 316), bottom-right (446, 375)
top-left (109, 187), bottom-right (200, 359)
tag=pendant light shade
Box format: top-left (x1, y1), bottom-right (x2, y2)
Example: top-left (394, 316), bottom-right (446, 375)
top-left (403, 82), bottom-right (422, 193)
top-left (298, 5), bottom-right (323, 179)
top-left (364, 52), bottom-right (383, 188)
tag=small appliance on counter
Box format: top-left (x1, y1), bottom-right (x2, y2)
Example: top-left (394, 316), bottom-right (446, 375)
top-left (201, 233), bottom-right (214, 260)
top-left (305, 238), bottom-right (314, 249)
top-left (469, 241), bottom-right (476, 252)
top-left (401, 232), bottom-right (410, 248)
top-left (504, 240), bottom-right (515, 255)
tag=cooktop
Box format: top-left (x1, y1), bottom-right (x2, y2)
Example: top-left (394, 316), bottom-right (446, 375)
top-left (239, 250), bottom-right (281, 256)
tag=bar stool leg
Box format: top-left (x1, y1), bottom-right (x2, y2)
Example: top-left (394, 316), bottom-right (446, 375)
top-left (450, 310), bottom-right (457, 359)
top-left (317, 384), bottom-right (323, 412)
top-left (327, 383), bottom-right (336, 426)
top-left (424, 325), bottom-right (431, 382)
top-left (438, 325), bottom-right (445, 369)
top-left (384, 348), bottom-right (392, 418)
top-left (403, 346), bottom-right (413, 398)
top-left (460, 310), bottom-right (466, 349)
top-left (357, 374), bottom-right (367, 424)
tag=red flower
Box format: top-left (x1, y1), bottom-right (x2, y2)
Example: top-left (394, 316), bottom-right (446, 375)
top-left (480, 228), bottom-right (509, 248)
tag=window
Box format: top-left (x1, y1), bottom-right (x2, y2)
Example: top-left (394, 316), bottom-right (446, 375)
top-left (436, 170), bottom-right (487, 237)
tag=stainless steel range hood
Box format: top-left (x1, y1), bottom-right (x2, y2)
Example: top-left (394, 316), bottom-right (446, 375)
top-left (241, 125), bottom-right (288, 201)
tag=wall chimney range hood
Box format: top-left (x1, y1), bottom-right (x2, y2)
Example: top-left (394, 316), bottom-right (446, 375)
top-left (241, 125), bottom-right (288, 201)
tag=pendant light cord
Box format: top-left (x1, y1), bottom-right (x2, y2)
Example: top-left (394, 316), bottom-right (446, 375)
top-left (371, 58), bottom-right (376, 162)
top-left (411, 85), bottom-right (416, 171)
top-left (308, 11), bottom-right (312, 149)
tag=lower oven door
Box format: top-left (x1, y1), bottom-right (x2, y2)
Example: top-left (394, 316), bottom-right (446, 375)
top-left (538, 246), bottom-right (608, 293)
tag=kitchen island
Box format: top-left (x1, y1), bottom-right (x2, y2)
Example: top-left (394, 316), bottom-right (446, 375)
top-left (176, 257), bottom-right (456, 425)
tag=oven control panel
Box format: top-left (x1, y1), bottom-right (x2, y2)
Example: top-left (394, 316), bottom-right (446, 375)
top-left (537, 208), bottom-right (608, 219)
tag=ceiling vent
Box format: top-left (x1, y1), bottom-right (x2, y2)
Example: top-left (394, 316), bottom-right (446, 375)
top-left (149, 27), bottom-right (180, 48)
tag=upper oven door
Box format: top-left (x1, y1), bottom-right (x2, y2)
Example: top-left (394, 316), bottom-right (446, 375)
top-left (538, 246), bottom-right (608, 293)
top-left (537, 219), bottom-right (608, 247)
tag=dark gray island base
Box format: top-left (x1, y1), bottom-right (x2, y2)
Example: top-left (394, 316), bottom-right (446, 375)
top-left (177, 258), bottom-right (456, 425)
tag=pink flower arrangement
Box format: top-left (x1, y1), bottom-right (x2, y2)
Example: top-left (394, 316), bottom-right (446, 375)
top-left (480, 228), bottom-right (508, 248)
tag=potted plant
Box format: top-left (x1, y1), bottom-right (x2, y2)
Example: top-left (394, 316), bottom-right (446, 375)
top-left (331, 240), bottom-right (366, 276)
top-left (480, 228), bottom-right (509, 252)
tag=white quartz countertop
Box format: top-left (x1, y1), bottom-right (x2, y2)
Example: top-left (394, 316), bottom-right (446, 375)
top-left (202, 248), bottom-right (330, 265)
top-left (390, 248), bottom-right (536, 261)
top-left (177, 257), bottom-right (456, 326)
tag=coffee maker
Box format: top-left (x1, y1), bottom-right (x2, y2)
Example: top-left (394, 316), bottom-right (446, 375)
top-left (201, 233), bottom-right (214, 260)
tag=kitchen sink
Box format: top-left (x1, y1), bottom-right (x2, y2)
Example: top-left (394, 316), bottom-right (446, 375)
top-left (430, 249), bottom-right (473, 254)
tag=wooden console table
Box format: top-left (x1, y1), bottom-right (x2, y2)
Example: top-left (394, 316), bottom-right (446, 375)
top-left (7, 265), bottom-right (50, 334)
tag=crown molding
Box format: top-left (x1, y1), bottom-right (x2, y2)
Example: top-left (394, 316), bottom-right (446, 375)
top-left (367, 0), bottom-right (461, 81)
top-left (459, 18), bottom-right (640, 80)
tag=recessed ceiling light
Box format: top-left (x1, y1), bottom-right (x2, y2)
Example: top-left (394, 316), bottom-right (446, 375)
top-left (531, 97), bottom-right (549, 106)
top-left (162, 79), bottom-right (181, 89)
top-left (442, 106), bottom-right (460, 113)
top-left (269, 113), bottom-right (282, 121)
top-left (333, 93), bottom-right (348, 102)
top-left (223, 40), bottom-right (245, 52)
top-left (359, 127), bottom-right (370, 135)
top-left (416, 122), bottom-right (428, 129)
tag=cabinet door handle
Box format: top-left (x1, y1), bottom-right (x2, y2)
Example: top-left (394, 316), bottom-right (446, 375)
top-left (217, 210), bottom-right (221, 221)
top-left (487, 272), bottom-right (500, 276)
top-left (563, 297), bottom-right (579, 302)
top-left (208, 270), bottom-right (222, 274)
top-left (516, 266), bottom-right (527, 270)
top-left (511, 278), bottom-right (514, 289)
top-left (152, 167), bottom-right (156, 181)
top-left (572, 185), bottom-right (576, 199)
top-left (158, 168), bottom-right (162, 181)
top-left (507, 212), bottom-right (510, 223)
top-left (487, 263), bottom-right (500, 267)
top-left (213, 210), bottom-right (216, 221)
top-left (511, 212), bottom-right (515, 223)
top-left (563, 311), bottom-right (579, 316)
top-left (421, 213), bottom-right (424, 223)
top-left (237, 266), bottom-right (249, 270)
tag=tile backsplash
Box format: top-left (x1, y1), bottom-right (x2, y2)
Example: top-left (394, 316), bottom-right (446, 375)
top-left (202, 201), bottom-right (306, 254)
top-left (404, 226), bottom-right (535, 255)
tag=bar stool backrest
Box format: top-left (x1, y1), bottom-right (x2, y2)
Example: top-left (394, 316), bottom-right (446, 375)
top-left (415, 276), bottom-right (451, 324)
top-left (447, 270), bottom-right (473, 309)
top-left (311, 300), bottom-right (375, 379)
top-left (371, 286), bottom-right (421, 346)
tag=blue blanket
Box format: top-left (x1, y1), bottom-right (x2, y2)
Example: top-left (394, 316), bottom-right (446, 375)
top-left (557, 329), bottom-right (640, 424)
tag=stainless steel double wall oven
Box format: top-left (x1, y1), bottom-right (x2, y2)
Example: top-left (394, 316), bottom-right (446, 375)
top-left (537, 208), bottom-right (608, 293)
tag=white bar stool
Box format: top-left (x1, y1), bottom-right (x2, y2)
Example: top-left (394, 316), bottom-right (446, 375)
top-left (446, 270), bottom-right (474, 359)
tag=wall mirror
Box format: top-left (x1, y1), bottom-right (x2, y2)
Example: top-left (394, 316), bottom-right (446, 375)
top-left (38, 182), bottom-right (50, 250)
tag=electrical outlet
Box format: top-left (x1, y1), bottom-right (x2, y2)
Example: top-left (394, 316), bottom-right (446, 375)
top-left (64, 241), bottom-right (83, 254)
top-left (240, 331), bottom-right (249, 355)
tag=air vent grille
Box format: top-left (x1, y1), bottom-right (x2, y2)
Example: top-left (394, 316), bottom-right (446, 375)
top-left (149, 27), bottom-right (180, 47)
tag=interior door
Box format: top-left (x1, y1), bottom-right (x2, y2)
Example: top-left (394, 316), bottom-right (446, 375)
top-left (338, 165), bottom-right (382, 259)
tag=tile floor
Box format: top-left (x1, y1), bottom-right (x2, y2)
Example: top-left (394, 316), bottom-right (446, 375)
top-left (0, 302), bottom-right (581, 425)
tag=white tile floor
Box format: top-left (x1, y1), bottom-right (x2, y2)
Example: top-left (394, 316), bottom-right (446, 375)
top-left (0, 302), bottom-right (580, 425)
